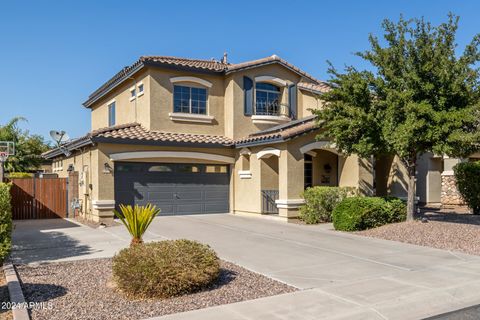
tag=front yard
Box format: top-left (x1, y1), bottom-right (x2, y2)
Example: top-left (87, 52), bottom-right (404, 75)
top-left (16, 258), bottom-right (295, 320)
top-left (357, 208), bottom-right (480, 256)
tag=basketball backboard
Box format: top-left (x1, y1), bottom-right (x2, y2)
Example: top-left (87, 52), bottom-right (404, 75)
top-left (0, 141), bottom-right (14, 162)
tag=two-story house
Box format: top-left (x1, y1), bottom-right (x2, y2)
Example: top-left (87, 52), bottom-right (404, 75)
top-left (43, 54), bottom-right (374, 223)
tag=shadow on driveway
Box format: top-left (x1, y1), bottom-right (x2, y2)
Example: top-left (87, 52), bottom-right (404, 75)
top-left (11, 219), bottom-right (97, 264)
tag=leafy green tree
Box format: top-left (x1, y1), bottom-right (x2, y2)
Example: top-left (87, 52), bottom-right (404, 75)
top-left (0, 117), bottom-right (50, 173)
top-left (314, 14), bottom-right (480, 220)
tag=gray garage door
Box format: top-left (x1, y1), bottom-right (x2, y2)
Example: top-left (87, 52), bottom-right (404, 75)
top-left (114, 162), bottom-right (230, 215)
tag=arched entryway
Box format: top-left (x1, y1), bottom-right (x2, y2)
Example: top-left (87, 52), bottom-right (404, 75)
top-left (257, 148), bottom-right (280, 214)
top-left (300, 141), bottom-right (341, 189)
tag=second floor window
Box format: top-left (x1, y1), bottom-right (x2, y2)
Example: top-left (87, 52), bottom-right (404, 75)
top-left (173, 85), bottom-right (207, 114)
top-left (108, 102), bottom-right (116, 126)
top-left (255, 83), bottom-right (281, 115)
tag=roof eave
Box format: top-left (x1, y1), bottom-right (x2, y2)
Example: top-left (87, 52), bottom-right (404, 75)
top-left (42, 138), bottom-right (94, 159)
top-left (298, 86), bottom-right (327, 95)
top-left (82, 61), bottom-right (146, 108)
top-left (226, 60), bottom-right (319, 84)
top-left (92, 136), bottom-right (234, 148)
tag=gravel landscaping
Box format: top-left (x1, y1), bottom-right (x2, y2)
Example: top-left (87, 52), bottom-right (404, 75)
top-left (357, 207), bottom-right (480, 256)
top-left (16, 258), bottom-right (296, 320)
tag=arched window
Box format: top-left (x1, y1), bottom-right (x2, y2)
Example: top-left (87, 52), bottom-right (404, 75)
top-left (255, 83), bottom-right (281, 115)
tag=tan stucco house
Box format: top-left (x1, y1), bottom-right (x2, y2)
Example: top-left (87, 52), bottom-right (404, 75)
top-left (43, 54), bottom-right (376, 223)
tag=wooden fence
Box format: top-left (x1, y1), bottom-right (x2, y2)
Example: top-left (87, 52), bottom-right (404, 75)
top-left (10, 178), bottom-right (68, 219)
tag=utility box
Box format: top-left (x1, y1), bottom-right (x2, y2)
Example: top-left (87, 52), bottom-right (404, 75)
top-left (79, 171), bottom-right (89, 195)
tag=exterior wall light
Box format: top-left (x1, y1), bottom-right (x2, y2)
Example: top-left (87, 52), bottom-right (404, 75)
top-left (103, 163), bottom-right (113, 174)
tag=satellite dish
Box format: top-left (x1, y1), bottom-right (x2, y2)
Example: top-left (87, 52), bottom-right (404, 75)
top-left (49, 130), bottom-right (70, 145)
top-left (49, 130), bottom-right (71, 157)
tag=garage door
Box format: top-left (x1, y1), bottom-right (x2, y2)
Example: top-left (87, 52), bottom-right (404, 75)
top-left (114, 162), bottom-right (230, 215)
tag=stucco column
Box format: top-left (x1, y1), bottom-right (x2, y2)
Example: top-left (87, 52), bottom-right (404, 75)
top-left (276, 147), bottom-right (304, 218)
top-left (91, 148), bottom-right (116, 224)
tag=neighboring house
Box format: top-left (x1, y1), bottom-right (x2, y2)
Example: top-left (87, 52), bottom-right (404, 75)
top-left (43, 54), bottom-right (375, 223)
top-left (377, 153), bottom-right (480, 207)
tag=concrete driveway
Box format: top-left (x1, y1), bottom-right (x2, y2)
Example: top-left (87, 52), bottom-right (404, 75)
top-left (12, 214), bottom-right (480, 319)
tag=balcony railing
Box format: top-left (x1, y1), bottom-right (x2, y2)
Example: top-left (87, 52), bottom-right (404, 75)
top-left (261, 189), bottom-right (279, 214)
top-left (254, 101), bottom-right (289, 117)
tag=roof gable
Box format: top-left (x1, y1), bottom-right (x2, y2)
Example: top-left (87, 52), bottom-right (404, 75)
top-left (83, 54), bottom-right (329, 108)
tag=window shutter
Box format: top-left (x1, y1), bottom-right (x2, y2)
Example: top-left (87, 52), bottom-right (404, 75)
top-left (288, 84), bottom-right (297, 120)
top-left (243, 76), bottom-right (253, 116)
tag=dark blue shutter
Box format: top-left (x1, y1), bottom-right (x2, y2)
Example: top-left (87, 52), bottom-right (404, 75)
top-left (243, 76), bottom-right (253, 116)
top-left (288, 84), bottom-right (297, 119)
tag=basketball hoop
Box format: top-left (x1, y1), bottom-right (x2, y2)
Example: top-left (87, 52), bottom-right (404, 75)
top-left (0, 152), bottom-right (7, 162)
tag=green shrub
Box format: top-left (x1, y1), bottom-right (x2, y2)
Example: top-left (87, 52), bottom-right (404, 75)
top-left (112, 239), bottom-right (220, 298)
top-left (299, 186), bottom-right (357, 224)
top-left (383, 197), bottom-right (407, 223)
top-left (0, 183), bottom-right (12, 262)
top-left (332, 196), bottom-right (406, 231)
top-left (7, 172), bottom-right (33, 179)
top-left (454, 161), bottom-right (480, 214)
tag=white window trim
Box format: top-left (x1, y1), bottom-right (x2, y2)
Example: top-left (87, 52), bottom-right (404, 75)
top-left (170, 76), bottom-right (213, 88)
top-left (251, 115), bottom-right (290, 125)
top-left (130, 82), bottom-right (144, 101)
top-left (168, 112), bottom-right (214, 124)
top-left (254, 76), bottom-right (288, 87)
top-left (109, 151), bottom-right (235, 164)
top-left (107, 100), bottom-right (116, 127)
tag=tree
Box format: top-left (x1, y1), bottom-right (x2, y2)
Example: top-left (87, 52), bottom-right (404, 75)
top-left (314, 14), bottom-right (480, 220)
top-left (0, 117), bottom-right (50, 173)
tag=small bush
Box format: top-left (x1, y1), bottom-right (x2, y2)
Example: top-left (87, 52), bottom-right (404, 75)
top-left (0, 183), bottom-right (12, 262)
top-left (7, 172), bottom-right (33, 179)
top-left (382, 196), bottom-right (407, 223)
top-left (112, 239), bottom-right (220, 298)
top-left (332, 196), bottom-right (406, 231)
top-left (299, 186), bottom-right (357, 224)
top-left (454, 161), bottom-right (480, 214)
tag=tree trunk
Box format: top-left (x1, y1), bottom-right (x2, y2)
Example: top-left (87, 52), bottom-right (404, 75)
top-left (406, 157), bottom-right (417, 221)
top-left (130, 237), bottom-right (143, 247)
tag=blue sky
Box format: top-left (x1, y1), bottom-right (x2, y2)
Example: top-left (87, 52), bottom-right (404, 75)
top-left (1, 0), bottom-right (479, 141)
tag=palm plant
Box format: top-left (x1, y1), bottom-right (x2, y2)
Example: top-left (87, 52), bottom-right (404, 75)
top-left (114, 204), bottom-right (160, 247)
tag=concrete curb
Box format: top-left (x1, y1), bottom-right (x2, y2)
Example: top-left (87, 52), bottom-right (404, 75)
top-left (3, 259), bottom-right (30, 320)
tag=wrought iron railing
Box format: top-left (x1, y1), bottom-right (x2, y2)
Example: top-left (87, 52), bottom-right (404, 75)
top-left (254, 101), bottom-right (289, 117)
top-left (261, 189), bottom-right (279, 214)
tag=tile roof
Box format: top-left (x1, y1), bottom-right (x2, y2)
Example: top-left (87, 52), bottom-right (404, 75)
top-left (235, 116), bottom-right (320, 146)
top-left (298, 81), bottom-right (331, 94)
top-left (83, 54), bottom-right (330, 108)
top-left (226, 55), bottom-right (321, 84)
top-left (42, 118), bottom-right (322, 158)
top-left (92, 123), bottom-right (234, 146)
top-left (140, 56), bottom-right (228, 72)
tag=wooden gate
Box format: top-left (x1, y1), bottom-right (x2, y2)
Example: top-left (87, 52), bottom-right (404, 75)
top-left (10, 178), bottom-right (68, 219)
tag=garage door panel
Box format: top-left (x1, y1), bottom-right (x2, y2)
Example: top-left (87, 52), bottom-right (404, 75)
top-left (114, 162), bottom-right (229, 215)
top-left (156, 204), bottom-right (174, 215)
top-left (176, 190), bottom-right (203, 201)
top-left (205, 190), bottom-right (229, 200)
top-left (175, 203), bottom-right (204, 215)
top-left (205, 202), bottom-right (229, 213)
top-left (147, 191), bottom-right (175, 201)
